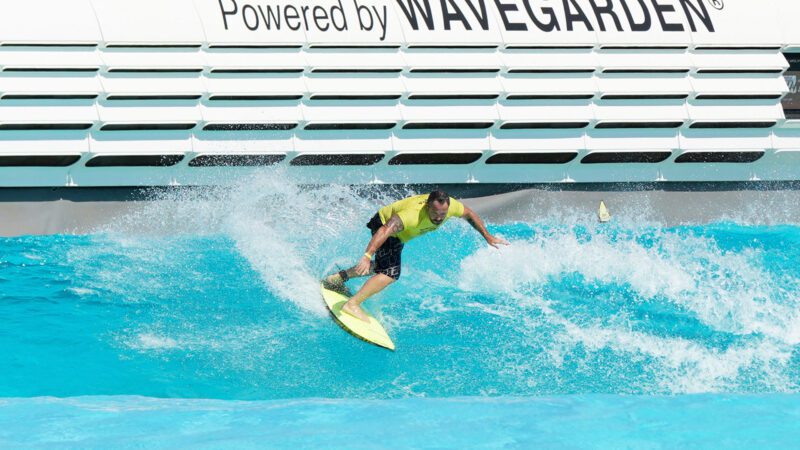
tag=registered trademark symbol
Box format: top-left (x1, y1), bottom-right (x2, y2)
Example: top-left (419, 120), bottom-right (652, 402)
top-left (709, 0), bottom-right (724, 10)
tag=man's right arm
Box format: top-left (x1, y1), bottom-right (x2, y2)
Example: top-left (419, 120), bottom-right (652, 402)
top-left (354, 215), bottom-right (404, 275)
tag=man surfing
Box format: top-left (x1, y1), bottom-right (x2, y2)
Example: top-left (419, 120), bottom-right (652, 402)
top-left (324, 190), bottom-right (509, 321)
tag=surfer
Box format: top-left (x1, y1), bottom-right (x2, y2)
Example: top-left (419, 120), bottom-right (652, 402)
top-left (324, 190), bottom-right (509, 321)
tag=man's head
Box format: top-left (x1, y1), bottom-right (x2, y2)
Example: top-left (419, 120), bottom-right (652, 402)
top-left (426, 190), bottom-right (450, 225)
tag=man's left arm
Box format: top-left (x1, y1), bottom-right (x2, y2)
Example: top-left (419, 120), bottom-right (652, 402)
top-left (461, 206), bottom-right (509, 248)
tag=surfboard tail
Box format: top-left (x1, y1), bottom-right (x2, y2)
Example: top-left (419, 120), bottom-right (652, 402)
top-left (321, 284), bottom-right (396, 351)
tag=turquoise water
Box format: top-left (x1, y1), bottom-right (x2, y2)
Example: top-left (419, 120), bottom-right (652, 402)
top-left (1, 176), bottom-right (800, 447)
top-left (1, 395), bottom-right (798, 449)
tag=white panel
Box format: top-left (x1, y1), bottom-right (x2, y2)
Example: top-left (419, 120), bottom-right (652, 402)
top-left (0, 138), bottom-right (88, 156)
top-left (760, 128), bottom-right (800, 180)
top-left (204, 75), bottom-right (306, 97)
top-left (0, 0), bottom-right (101, 44)
top-left (99, 75), bottom-right (205, 97)
top-left (403, 74), bottom-right (501, 96)
top-left (385, 134), bottom-right (488, 185)
top-left (100, 49), bottom-right (205, 71)
top-left (192, 135), bottom-right (293, 154)
top-left (478, 132), bottom-right (583, 183)
top-left (202, 73), bottom-right (305, 126)
top-left (690, 51), bottom-right (788, 72)
top-left (0, 167), bottom-right (71, 187)
top-left (176, 162), bottom-right (288, 186)
top-left (594, 101), bottom-right (689, 123)
top-left (490, 131), bottom-right (585, 151)
top-left (598, 49), bottom-right (691, 71)
top-left (375, 164), bottom-right (477, 184)
top-left (500, 74), bottom-right (596, 97)
top-left (204, 48), bottom-right (307, 72)
top-left (759, 149), bottom-right (800, 180)
top-left (500, 48), bottom-right (596, 72)
top-left (496, 102), bottom-right (593, 124)
top-left (201, 103), bottom-right (303, 126)
top-left (586, 131), bottom-right (680, 150)
top-left (71, 135), bottom-right (192, 186)
top-left (574, 131), bottom-right (677, 182)
top-left (92, 0), bottom-right (205, 44)
top-left (661, 159), bottom-right (757, 182)
top-left (690, 1), bottom-right (780, 48)
top-left (779, 0), bottom-right (800, 50)
top-left (597, 74), bottom-right (691, 97)
top-left (770, 128), bottom-right (800, 150)
top-left (0, 105), bottom-right (97, 124)
top-left (679, 130), bottom-right (772, 150)
top-left (0, 49), bottom-right (102, 71)
top-left (186, 134), bottom-right (293, 185)
top-left (400, 103), bottom-right (499, 123)
top-left (302, 103), bottom-right (400, 123)
top-left (687, 102), bottom-right (784, 123)
top-left (305, 75), bottom-right (404, 96)
top-left (0, 75), bottom-right (102, 97)
top-left (292, 130), bottom-right (390, 183)
top-left (286, 164), bottom-right (376, 184)
top-left (97, 103), bottom-right (201, 124)
top-left (392, 133), bottom-right (488, 152)
top-left (289, 131), bottom-right (389, 183)
top-left (71, 167), bottom-right (184, 186)
top-left (88, 137), bottom-right (191, 155)
top-left (305, 49), bottom-right (403, 71)
top-left (474, 162), bottom-right (570, 183)
top-left (403, 48), bottom-right (501, 70)
top-left (0, 139), bottom-right (87, 187)
top-left (568, 161), bottom-right (664, 183)
top-left (294, 134), bottom-right (391, 153)
top-left (690, 76), bottom-right (788, 96)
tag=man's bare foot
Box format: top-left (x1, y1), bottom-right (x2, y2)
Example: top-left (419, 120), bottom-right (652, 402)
top-left (322, 273), bottom-right (344, 291)
top-left (341, 301), bottom-right (370, 322)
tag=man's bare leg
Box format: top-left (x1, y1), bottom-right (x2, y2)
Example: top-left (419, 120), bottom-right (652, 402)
top-left (341, 274), bottom-right (395, 321)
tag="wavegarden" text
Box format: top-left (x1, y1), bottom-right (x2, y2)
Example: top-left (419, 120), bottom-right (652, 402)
top-left (218, 0), bottom-right (716, 41)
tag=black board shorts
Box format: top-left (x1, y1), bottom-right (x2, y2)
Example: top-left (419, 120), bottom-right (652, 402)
top-left (367, 213), bottom-right (404, 280)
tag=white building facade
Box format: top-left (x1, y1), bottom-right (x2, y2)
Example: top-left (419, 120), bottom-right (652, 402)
top-left (0, 0), bottom-right (799, 186)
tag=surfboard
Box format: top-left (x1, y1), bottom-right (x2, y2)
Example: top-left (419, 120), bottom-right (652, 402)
top-left (320, 283), bottom-right (395, 351)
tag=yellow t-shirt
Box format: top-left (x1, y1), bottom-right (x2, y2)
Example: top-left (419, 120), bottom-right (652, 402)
top-left (378, 194), bottom-right (465, 243)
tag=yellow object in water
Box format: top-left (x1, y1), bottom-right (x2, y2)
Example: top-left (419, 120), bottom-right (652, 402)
top-left (598, 201), bottom-right (611, 223)
top-left (320, 284), bottom-right (395, 351)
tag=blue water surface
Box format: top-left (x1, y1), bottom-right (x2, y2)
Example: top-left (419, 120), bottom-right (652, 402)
top-left (1, 395), bottom-right (798, 449)
top-left (1, 181), bottom-right (800, 447)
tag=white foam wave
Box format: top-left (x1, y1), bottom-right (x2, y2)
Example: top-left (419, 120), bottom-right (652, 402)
top-left (121, 325), bottom-right (288, 373)
top-left (95, 169), bottom-right (398, 315)
top-left (65, 287), bottom-right (99, 297)
top-left (561, 323), bottom-right (793, 393)
top-left (129, 332), bottom-right (179, 350)
top-left (457, 225), bottom-right (800, 393)
top-left (459, 229), bottom-right (800, 344)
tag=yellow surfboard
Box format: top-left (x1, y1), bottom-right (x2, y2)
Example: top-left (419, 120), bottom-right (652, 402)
top-left (320, 283), bottom-right (395, 351)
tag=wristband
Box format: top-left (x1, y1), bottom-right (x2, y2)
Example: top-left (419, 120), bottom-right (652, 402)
top-left (364, 252), bottom-right (373, 259)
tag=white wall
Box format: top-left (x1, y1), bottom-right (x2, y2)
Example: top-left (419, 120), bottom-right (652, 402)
top-left (0, 0), bottom-right (797, 186)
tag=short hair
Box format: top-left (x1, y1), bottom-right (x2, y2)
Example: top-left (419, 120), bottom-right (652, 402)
top-left (427, 190), bottom-right (450, 206)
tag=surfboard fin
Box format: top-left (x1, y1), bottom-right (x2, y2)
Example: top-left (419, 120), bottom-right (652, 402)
top-left (598, 201), bottom-right (611, 223)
